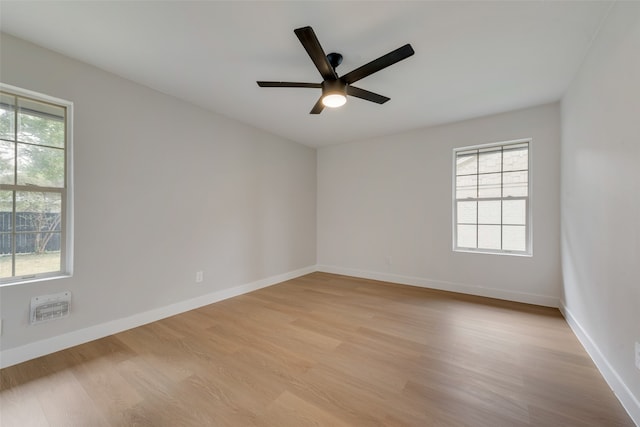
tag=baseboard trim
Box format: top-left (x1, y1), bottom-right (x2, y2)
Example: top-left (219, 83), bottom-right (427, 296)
top-left (316, 264), bottom-right (559, 308)
top-left (559, 302), bottom-right (640, 425)
top-left (0, 265), bottom-right (316, 369)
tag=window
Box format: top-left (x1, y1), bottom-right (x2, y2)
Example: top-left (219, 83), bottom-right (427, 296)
top-left (0, 84), bottom-right (73, 283)
top-left (453, 139), bottom-right (531, 255)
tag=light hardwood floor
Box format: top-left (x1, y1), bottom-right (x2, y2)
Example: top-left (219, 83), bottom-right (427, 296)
top-left (0, 273), bottom-right (634, 426)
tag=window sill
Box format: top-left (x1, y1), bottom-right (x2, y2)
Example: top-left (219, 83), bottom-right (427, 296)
top-left (0, 273), bottom-right (72, 288)
top-left (453, 248), bottom-right (532, 257)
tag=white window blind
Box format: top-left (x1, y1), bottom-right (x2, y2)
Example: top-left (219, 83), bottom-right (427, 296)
top-left (453, 140), bottom-right (531, 255)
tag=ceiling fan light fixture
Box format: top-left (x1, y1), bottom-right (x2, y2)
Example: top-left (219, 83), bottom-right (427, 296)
top-left (322, 93), bottom-right (347, 108)
top-left (256, 26), bottom-right (415, 114)
top-left (321, 79), bottom-right (347, 108)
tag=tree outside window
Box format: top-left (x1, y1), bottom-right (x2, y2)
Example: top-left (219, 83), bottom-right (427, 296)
top-left (0, 88), bottom-right (71, 282)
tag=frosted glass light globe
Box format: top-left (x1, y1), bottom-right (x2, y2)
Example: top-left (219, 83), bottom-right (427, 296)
top-left (322, 94), bottom-right (347, 108)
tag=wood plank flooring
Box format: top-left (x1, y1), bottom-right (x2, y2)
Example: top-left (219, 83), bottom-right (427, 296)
top-left (0, 272), bottom-right (634, 426)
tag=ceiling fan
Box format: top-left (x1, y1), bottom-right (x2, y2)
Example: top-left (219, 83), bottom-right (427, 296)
top-left (257, 26), bottom-right (415, 114)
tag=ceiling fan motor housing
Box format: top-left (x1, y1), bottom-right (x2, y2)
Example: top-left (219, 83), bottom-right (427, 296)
top-left (322, 79), bottom-right (347, 96)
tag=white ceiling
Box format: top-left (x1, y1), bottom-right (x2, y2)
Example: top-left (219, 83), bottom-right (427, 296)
top-left (0, 1), bottom-right (612, 147)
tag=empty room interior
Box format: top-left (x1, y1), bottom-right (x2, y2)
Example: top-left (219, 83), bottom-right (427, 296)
top-left (0, 1), bottom-right (638, 426)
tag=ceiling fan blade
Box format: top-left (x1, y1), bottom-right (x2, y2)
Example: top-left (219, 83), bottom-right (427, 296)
top-left (257, 81), bottom-right (322, 88)
top-left (294, 26), bottom-right (338, 81)
top-left (342, 44), bottom-right (415, 85)
top-left (310, 97), bottom-right (325, 114)
top-left (346, 86), bottom-right (390, 104)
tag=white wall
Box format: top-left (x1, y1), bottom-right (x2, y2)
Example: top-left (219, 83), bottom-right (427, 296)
top-left (0, 34), bottom-right (316, 362)
top-left (318, 103), bottom-right (561, 307)
top-left (560, 1), bottom-right (640, 421)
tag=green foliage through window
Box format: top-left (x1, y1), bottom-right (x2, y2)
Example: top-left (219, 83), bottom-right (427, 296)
top-left (0, 88), bottom-right (70, 282)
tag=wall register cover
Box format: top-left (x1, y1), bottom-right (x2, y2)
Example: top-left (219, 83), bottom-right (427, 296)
top-left (30, 291), bottom-right (71, 324)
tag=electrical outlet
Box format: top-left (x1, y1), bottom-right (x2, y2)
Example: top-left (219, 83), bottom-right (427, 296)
top-left (195, 271), bottom-right (203, 283)
top-left (635, 342), bottom-right (640, 371)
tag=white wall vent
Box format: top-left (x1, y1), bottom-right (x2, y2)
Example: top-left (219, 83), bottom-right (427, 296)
top-left (30, 291), bottom-right (71, 324)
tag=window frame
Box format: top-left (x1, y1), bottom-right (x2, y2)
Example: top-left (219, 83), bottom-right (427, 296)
top-left (0, 83), bottom-right (74, 285)
top-left (452, 138), bottom-right (532, 257)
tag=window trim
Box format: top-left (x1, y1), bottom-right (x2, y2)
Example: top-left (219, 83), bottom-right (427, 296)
top-left (0, 83), bottom-right (74, 286)
top-left (452, 138), bottom-right (532, 257)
